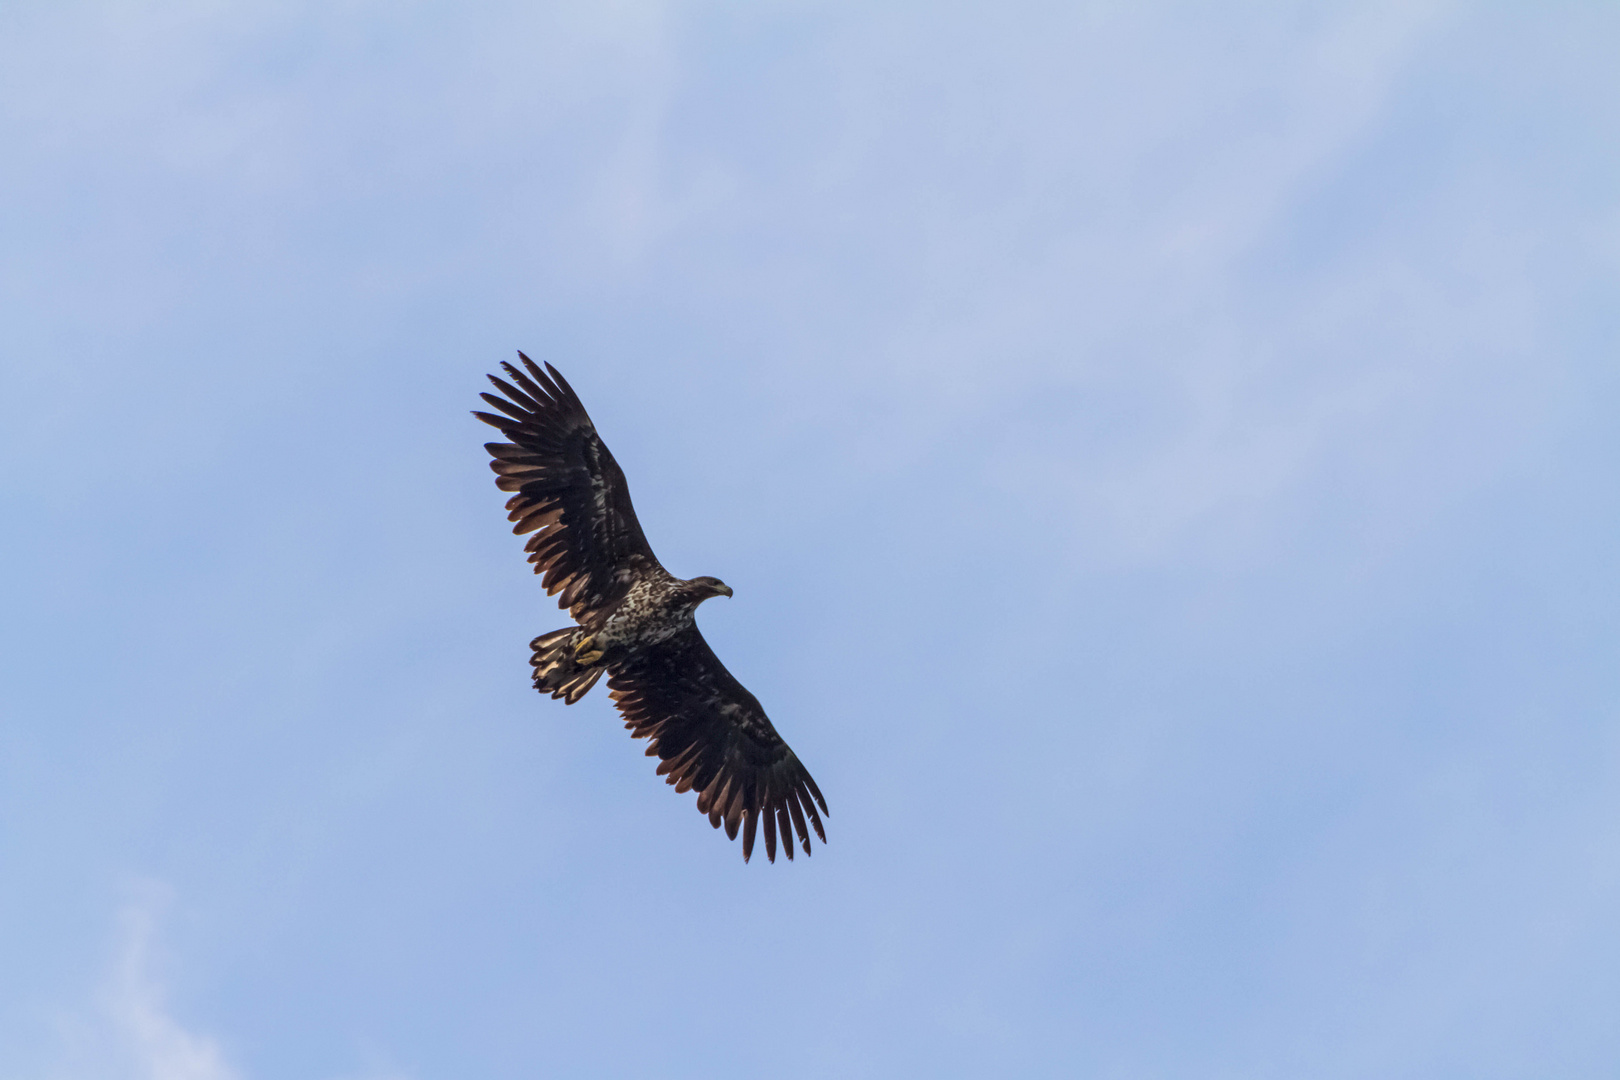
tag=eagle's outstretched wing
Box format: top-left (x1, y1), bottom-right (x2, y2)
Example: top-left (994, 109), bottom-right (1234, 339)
top-left (607, 626), bottom-right (829, 863)
top-left (474, 353), bottom-right (660, 622)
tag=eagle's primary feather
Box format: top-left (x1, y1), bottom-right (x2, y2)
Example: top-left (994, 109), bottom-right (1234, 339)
top-left (474, 353), bottom-right (828, 863)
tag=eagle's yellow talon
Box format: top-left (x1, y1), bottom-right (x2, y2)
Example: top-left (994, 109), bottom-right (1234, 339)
top-left (575, 635), bottom-right (604, 665)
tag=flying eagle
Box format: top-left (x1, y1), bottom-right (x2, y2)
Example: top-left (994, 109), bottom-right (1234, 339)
top-left (474, 354), bottom-right (828, 863)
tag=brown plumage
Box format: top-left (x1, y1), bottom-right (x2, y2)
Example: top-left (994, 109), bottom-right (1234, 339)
top-left (474, 354), bottom-right (828, 863)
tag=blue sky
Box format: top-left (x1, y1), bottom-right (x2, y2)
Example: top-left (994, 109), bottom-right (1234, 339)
top-left (3, 1), bottom-right (1619, 1077)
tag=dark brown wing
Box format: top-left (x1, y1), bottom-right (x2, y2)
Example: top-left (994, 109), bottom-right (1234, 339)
top-left (474, 354), bottom-right (661, 622)
top-left (608, 626), bottom-right (829, 863)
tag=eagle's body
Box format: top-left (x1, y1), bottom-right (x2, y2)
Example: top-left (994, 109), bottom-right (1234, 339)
top-left (474, 354), bottom-right (827, 863)
top-left (586, 570), bottom-right (707, 651)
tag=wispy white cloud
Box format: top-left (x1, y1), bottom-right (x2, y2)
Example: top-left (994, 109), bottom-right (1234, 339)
top-left (109, 895), bottom-right (238, 1080)
top-left (42, 885), bottom-right (240, 1080)
top-left (85, 880), bottom-right (241, 1080)
top-left (50, 885), bottom-right (409, 1080)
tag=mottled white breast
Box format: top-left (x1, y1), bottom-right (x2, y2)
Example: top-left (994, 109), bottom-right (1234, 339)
top-left (595, 573), bottom-right (693, 649)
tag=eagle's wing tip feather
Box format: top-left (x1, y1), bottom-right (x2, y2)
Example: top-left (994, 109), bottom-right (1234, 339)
top-left (472, 410), bottom-right (519, 432)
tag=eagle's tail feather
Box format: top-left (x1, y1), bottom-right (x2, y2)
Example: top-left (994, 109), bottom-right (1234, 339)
top-left (530, 627), bottom-right (603, 704)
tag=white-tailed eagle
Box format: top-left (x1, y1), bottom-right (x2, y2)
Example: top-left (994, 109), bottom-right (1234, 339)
top-left (474, 354), bottom-right (828, 863)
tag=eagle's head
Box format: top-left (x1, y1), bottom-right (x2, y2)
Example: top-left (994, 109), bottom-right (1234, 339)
top-left (686, 576), bottom-right (734, 602)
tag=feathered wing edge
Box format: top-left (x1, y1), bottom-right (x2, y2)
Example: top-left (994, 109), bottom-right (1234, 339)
top-left (606, 635), bottom-right (829, 864)
top-left (473, 354), bottom-right (658, 621)
top-left (678, 746), bottom-right (828, 865)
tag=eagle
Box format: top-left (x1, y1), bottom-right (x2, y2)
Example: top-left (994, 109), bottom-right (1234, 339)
top-left (474, 354), bottom-right (828, 863)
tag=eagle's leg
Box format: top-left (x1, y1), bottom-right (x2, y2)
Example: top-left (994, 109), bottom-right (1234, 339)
top-left (575, 634), bottom-right (605, 665)
top-left (530, 627), bottom-right (605, 703)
